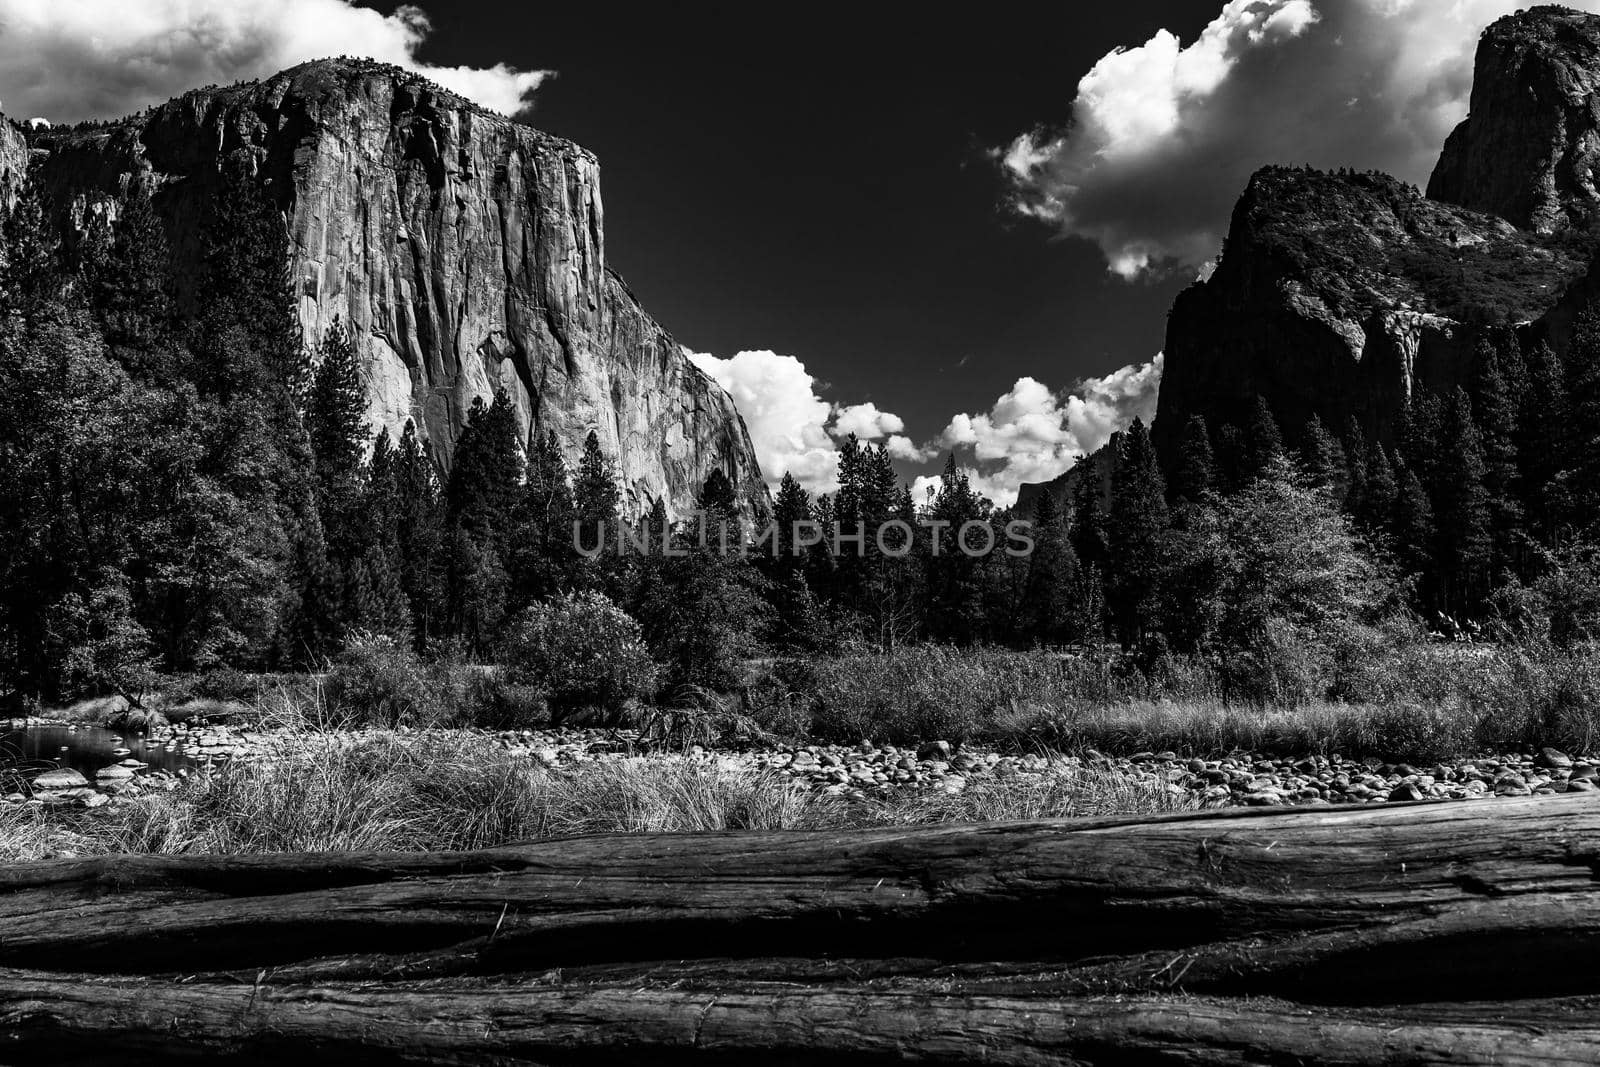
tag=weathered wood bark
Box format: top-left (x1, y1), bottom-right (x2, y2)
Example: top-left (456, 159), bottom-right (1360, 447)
top-left (2, 795), bottom-right (1598, 1063)
top-left (6, 975), bottom-right (1600, 1066)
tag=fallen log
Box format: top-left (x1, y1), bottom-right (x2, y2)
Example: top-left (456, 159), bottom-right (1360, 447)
top-left (1, 795), bottom-right (1597, 1063)
top-left (2, 796), bottom-right (1596, 1001)
top-left (4, 973), bottom-right (1600, 1066)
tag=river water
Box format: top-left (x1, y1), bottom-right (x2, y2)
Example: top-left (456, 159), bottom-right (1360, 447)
top-left (0, 723), bottom-right (199, 778)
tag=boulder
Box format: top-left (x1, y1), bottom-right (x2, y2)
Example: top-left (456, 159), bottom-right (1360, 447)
top-left (30, 768), bottom-right (89, 792)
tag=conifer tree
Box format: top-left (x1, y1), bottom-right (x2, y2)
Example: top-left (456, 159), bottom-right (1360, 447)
top-left (922, 454), bottom-right (992, 644)
top-left (1171, 415), bottom-right (1216, 506)
top-left (1299, 414), bottom-right (1346, 493)
top-left (1471, 339), bottom-right (1524, 575)
top-left (771, 472), bottom-right (813, 565)
top-left (1392, 457), bottom-right (1436, 597)
top-left (573, 429), bottom-right (620, 557)
top-left (1245, 397), bottom-right (1285, 479)
top-left (304, 318), bottom-right (367, 498)
top-left (446, 392), bottom-right (523, 553)
top-left (1359, 439), bottom-right (1397, 540)
top-left (512, 429), bottom-right (577, 604)
top-left (1023, 489), bottom-right (1078, 645)
top-left (1213, 423), bottom-right (1249, 494)
top-left (1519, 340), bottom-right (1570, 540)
top-left (393, 422), bottom-right (445, 648)
top-left (1105, 418), bottom-right (1169, 646)
top-left (444, 394), bottom-right (522, 648)
top-left (1565, 305), bottom-right (1600, 533)
top-left (1437, 389), bottom-right (1493, 612)
top-left (697, 468), bottom-right (740, 524)
top-left (1069, 460), bottom-right (1107, 567)
top-left (86, 185), bottom-right (177, 377)
top-left (1342, 418), bottom-right (1369, 517)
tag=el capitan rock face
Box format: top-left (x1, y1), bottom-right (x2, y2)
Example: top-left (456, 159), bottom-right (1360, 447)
top-left (1149, 6), bottom-right (1600, 467)
top-left (0, 119), bottom-right (26, 201)
top-left (1429, 5), bottom-right (1600, 233)
top-left (28, 60), bottom-right (763, 518)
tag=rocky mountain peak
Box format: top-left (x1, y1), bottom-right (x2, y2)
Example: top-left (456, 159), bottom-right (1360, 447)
top-left (1429, 5), bottom-right (1600, 232)
top-left (25, 58), bottom-right (765, 519)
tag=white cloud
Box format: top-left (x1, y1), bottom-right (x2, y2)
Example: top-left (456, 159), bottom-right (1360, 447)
top-left (831, 402), bottom-right (904, 442)
top-left (688, 348), bottom-right (924, 495)
top-left (0, 0), bottom-right (553, 123)
top-left (1001, 0), bottom-right (1600, 278)
top-left (929, 355), bottom-right (1164, 507)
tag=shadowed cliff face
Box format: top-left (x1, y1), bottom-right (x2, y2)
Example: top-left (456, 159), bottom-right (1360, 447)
top-left (1430, 5), bottom-right (1600, 233)
top-left (1152, 166), bottom-right (1597, 460)
top-left (28, 60), bottom-right (764, 519)
top-left (1148, 6), bottom-right (1600, 467)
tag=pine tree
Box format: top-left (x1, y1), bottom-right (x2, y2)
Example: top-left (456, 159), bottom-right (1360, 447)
top-left (771, 472), bottom-right (813, 565)
top-left (1213, 423), bottom-right (1249, 494)
top-left (1023, 489), bottom-right (1078, 645)
top-left (1399, 390), bottom-right (1445, 498)
top-left (1392, 457), bottom-right (1436, 599)
top-left (304, 318), bottom-right (367, 498)
top-left (1299, 414), bottom-right (1346, 493)
top-left (1471, 339), bottom-right (1524, 576)
top-left (1245, 398), bottom-right (1285, 479)
top-left (1171, 415), bottom-right (1215, 506)
top-left (1342, 418), bottom-right (1369, 518)
top-left (922, 454), bottom-right (992, 644)
top-left (393, 422), bottom-right (445, 648)
top-left (512, 429), bottom-right (577, 604)
top-left (572, 429), bottom-right (620, 558)
top-left (1069, 460), bottom-right (1107, 567)
top-left (447, 392), bottom-right (523, 551)
top-left (1437, 389), bottom-right (1493, 612)
top-left (86, 184), bottom-right (177, 377)
top-left (698, 468), bottom-right (739, 525)
top-left (444, 394), bottom-right (522, 647)
top-left (1105, 418), bottom-right (1169, 647)
top-left (1359, 439), bottom-right (1397, 541)
top-left (1519, 340), bottom-right (1570, 540)
top-left (346, 543), bottom-right (412, 641)
top-left (1565, 305), bottom-right (1600, 534)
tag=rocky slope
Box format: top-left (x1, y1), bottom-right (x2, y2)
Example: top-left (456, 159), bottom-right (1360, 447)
top-left (1430, 5), bottom-right (1600, 232)
top-left (27, 60), bottom-right (763, 517)
top-left (1149, 6), bottom-right (1600, 465)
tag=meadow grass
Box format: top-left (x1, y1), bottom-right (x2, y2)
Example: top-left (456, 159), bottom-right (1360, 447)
top-left (0, 730), bottom-right (1194, 862)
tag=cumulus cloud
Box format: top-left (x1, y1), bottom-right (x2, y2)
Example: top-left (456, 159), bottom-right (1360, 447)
top-left (687, 348), bottom-right (924, 495)
top-left (1002, 0), bottom-right (1600, 279)
top-left (831, 402), bottom-right (904, 442)
top-left (0, 0), bottom-right (553, 122)
top-left (930, 356), bottom-right (1164, 507)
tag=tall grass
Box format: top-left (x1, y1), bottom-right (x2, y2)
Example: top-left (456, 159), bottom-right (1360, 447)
top-left (0, 731), bottom-right (1194, 862)
top-left (753, 641), bottom-right (1600, 759)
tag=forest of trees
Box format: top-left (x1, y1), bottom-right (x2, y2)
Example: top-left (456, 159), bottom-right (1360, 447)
top-left (4, 169), bottom-right (1600, 710)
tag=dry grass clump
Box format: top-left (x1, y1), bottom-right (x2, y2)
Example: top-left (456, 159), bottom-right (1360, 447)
top-left (0, 732), bottom-right (1200, 861)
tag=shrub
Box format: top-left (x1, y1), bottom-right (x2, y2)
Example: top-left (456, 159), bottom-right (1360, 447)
top-left (500, 592), bottom-right (658, 718)
top-left (325, 631), bottom-right (440, 727)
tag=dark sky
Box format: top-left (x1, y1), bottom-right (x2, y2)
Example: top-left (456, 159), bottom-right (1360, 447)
top-left (377, 2), bottom-right (1213, 446)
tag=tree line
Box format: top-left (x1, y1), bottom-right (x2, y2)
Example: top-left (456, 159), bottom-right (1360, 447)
top-left (5, 168), bottom-right (1600, 708)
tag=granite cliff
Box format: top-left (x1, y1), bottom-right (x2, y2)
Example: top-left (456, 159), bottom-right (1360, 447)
top-left (0, 119), bottom-right (26, 203)
top-left (1148, 5), bottom-right (1600, 467)
top-left (1017, 5), bottom-right (1600, 508)
top-left (1430, 5), bottom-right (1600, 232)
top-left (25, 60), bottom-right (764, 518)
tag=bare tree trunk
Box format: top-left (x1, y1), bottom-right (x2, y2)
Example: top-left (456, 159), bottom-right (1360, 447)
top-left (3, 795), bottom-right (1598, 1063)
